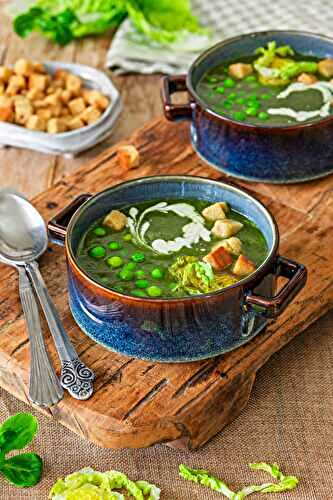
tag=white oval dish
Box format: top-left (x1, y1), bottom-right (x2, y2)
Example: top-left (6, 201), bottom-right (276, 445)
top-left (0, 61), bottom-right (122, 157)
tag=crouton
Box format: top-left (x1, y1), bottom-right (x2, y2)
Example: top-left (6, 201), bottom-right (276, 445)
top-left (6, 75), bottom-right (26, 95)
top-left (66, 74), bottom-right (82, 95)
top-left (44, 93), bottom-right (60, 107)
top-left (233, 255), bottom-right (256, 276)
top-left (49, 105), bottom-right (63, 118)
top-left (202, 202), bottom-right (229, 222)
top-left (14, 96), bottom-right (33, 124)
top-left (32, 62), bottom-right (46, 73)
top-left (103, 210), bottom-right (127, 231)
top-left (80, 106), bottom-right (101, 125)
top-left (47, 118), bottom-right (67, 134)
top-left (213, 236), bottom-right (242, 255)
top-left (212, 219), bottom-right (243, 239)
top-left (60, 89), bottom-right (72, 104)
top-left (29, 73), bottom-right (48, 91)
top-left (318, 59), bottom-right (333, 78)
top-left (66, 116), bottom-right (84, 130)
top-left (68, 97), bottom-right (85, 115)
top-left (36, 108), bottom-right (52, 121)
top-left (0, 66), bottom-right (12, 82)
top-left (117, 145), bottom-right (140, 169)
top-left (26, 88), bottom-right (44, 101)
top-left (54, 69), bottom-right (69, 82)
top-left (0, 82), bottom-right (4, 95)
top-left (14, 59), bottom-right (32, 76)
top-left (82, 89), bottom-right (109, 110)
top-left (0, 96), bottom-right (13, 122)
top-left (297, 73), bottom-right (318, 85)
top-left (26, 115), bottom-right (46, 131)
top-left (203, 246), bottom-right (233, 271)
top-left (228, 63), bottom-right (253, 80)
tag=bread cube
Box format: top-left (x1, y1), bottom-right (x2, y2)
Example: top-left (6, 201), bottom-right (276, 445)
top-left (26, 115), bottom-right (46, 131)
top-left (29, 73), bottom-right (48, 91)
top-left (26, 88), bottom-right (44, 101)
top-left (318, 59), bottom-right (333, 78)
top-left (54, 69), bottom-right (69, 82)
top-left (202, 202), bottom-right (229, 222)
top-left (229, 63), bottom-right (253, 79)
top-left (203, 246), bottom-right (233, 271)
top-left (14, 59), bottom-right (32, 76)
top-left (0, 96), bottom-right (13, 122)
top-left (14, 96), bottom-right (33, 124)
top-left (47, 118), bottom-right (67, 134)
top-left (233, 255), bottom-right (256, 276)
top-left (68, 97), bottom-right (85, 115)
top-left (103, 210), bottom-right (127, 231)
top-left (0, 66), bottom-right (12, 82)
top-left (44, 93), bottom-right (60, 107)
top-left (117, 145), bottom-right (140, 169)
top-left (66, 116), bottom-right (84, 130)
top-left (66, 74), bottom-right (82, 95)
top-left (212, 219), bottom-right (243, 238)
top-left (37, 108), bottom-right (52, 121)
top-left (49, 105), bottom-right (63, 117)
top-left (80, 106), bottom-right (101, 125)
top-left (60, 90), bottom-right (72, 104)
top-left (297, 73), bottom-right (317, 85)
top-left (83, 89), bottom-right (109, 110)
top-left (6, 75), bottom-right (26, 96)
top-left (32, 62), bottom-right (46, 73)
top-left (213, 237), bottom-right (242, 255)
top-left (0, 82), bottom-right (4, 95)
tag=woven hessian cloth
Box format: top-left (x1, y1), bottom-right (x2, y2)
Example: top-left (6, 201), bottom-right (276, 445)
top-left (0, 311), bottom-right (332, 500)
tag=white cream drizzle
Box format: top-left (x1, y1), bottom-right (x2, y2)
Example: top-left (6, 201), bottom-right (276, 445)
top-left (267, 81), bottom-right (333, 122)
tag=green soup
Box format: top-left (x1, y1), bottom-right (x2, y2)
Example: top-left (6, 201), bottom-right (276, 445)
top-left (76, 198), bottom-right (268, 298)
top-left (196, 41), bottom-right (333, 126)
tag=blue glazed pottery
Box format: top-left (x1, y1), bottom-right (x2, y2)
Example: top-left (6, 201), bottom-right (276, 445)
top-left (161, 31), bottom-right (333, 183)
top-left (48, 176), bottom-right (307, 362)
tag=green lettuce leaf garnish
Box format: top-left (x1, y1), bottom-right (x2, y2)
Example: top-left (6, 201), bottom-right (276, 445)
top-left (13, 0), bottom-right (206, 46)
top-left (179, 462), bottom-right (299, 499)
top-left (49, 467), bottom-right (160, 500)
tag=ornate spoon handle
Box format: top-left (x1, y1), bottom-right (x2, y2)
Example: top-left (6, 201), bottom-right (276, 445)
top-left (25, 261), bottom-right (95, 401)
top-left (18, 267), bottom-right (63, 406)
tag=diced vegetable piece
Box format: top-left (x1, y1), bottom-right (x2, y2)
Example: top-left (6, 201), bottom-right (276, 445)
top-left (89, 246), bottom-right (106, 259)
top-left (212, 219), bottom-right (243, 238)
top-left (103, 210), bottom-right (127, 231)
top-left (228, 63), bottom-right (253, 80)
top-left (108, 241), bottom-right (121, 250)
top-left (131, 252), bottom-right (145, 263)
top-left (214, 237), bottom-right (242, 255)
top-left (151, 268), bottom-right (164, 279)
top-left (233, 255), bottom-right (256, 276)
top-left (107, 256), bottom-right (123, 268)
top-left (203, 246), bottom-right (233, 271)
top-left (297, 73), bottom-right (318, 85)
top-left (147, 285), bottom-right (162, 297)
top-left (202, 202), bottom-right (228, 221)
top-left (318, 58), bottom-right (333, 78)
top-left (117, 145), bottom-right (140, 169)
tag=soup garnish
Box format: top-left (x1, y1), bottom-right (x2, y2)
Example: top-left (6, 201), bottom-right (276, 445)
top-left (76, 199), bottom-right (268, 298)
top-left (196, 41), bottom-right (333, 125)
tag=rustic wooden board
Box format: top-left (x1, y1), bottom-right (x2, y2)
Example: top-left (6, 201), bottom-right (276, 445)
top-left (0, 118), bottom-right (332, 450)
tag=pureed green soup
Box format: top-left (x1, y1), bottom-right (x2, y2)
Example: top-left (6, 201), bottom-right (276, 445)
top-left (196, 41), bottom-right (333, 126)
top-left (76, 198), bottom-right (268, 299)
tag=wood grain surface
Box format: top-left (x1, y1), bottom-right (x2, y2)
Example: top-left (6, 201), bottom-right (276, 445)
top-left (0, 117), bottom-right (331, 449)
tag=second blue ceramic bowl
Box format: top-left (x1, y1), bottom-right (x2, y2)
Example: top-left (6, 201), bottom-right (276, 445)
top-left (161, 30), bottom-right (333, 183)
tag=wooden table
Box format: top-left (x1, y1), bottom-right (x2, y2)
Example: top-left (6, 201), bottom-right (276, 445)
top-left (0, 7), bottom-right (161, 198)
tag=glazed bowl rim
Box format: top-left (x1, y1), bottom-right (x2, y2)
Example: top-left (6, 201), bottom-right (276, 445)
top-left (186, 29), bottom-right (333, 131)
top-left (65, 175), bottom-right (279, 303)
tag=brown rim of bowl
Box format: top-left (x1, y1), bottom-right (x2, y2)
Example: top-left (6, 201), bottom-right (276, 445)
top-left (186, 29), bottom-right (333, 132)
top-left (65, 175), bottom-right (280, 304)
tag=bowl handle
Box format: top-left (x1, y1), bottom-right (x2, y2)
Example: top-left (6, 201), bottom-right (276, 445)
top-left (48, 194), bottom-right (92, 246)
top-left (245, 256), bottom-right (307, 318)
top-left (161, 75), bottom-right (194, 121)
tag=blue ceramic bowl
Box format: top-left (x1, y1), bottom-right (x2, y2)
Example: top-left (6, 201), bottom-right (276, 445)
top-left (161, 31), bottom-right (333, 183)
top-left (48, 176), bottom-right (306, 362)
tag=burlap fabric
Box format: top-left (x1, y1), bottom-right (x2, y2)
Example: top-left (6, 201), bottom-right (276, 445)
top-left (0, 312), bottom-right (332, 500)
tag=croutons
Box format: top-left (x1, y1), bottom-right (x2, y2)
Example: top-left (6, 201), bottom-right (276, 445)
top-left (66, 74), bottom-right (82, 95)
top-left (66, 117), bottom-right (85, 130)
top-left (0, 66), bottom-right (12, 83)
top-left (60, 90), bottom-right (72, 104)
top-left (36, 108), bottom-right (52, 121)
top-left (26, 115), bottom-right (46, 131)
top-left (297, 73), bottom-right (318, 85)
top-left (14, 59), bottom-right (32, 77)
top-left (47, 118), bottom-right (67, 134)
top-left (228, 63), bottom-right (253, 80)
top-left (202, 202), bottom-right (229, 222)
top-left (14, 96), bottom-right (33, 124)
top-left (117, 145), bottom-right (140, 169)
top-left (26, 88), bottom-right (44, 101)
top-left (103, 210), bottom-right (127, 231)
top-left (212, 219), bottom-right (243, 239)
top-left (318, 59), bottom-right (333, 78)
top-left (203, 246), bottom-right (233, 271)
top-left (80, 106), bottom-right (101, 125)
top-left (83, 89), bottom-right (109, 110)
top-left (6, 75), bottom-right (26, 96)
top-left (0, 96), bottom-right (13, 122)
top-left (233, 255), bottom-right (256, 276)
top-left (68, 97), bottom-right (85, 115)
top-left (213, 236), bottom-right (242, 255)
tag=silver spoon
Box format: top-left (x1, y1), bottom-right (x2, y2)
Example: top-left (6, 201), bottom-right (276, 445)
top-left (0, 191), bottom-right (95, 400)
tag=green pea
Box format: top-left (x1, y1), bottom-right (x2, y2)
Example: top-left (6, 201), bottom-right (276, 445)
top-left (93, 227), bottom-right (106, 236)
top-left (258, 111), bottom-right (269, 121)
top-left (135, 279), bottom-right (149, 289)
top-left (248, 94), bottom-right (259, 101)
top-left (228, 92), bottom-right (237, 100)
top-left (215, 86), bottom-right (225, 94)
top-left (89, 246), bottom-right (106, 259)
top-left (123, 233), bottom-right (132, 241)
top-left (245, 107), bottom-right (258, 117)
top-left (119, 268), bottom-right (134, 281)
top-left (245, 75), bottom-right (257, 82)
top-left (135, 270), bottom-right (145, 278)
top-left (246, 99), bottom-right (260, 109)
top-left (151, 268), bottom-right (164, 279)
top-left (132, 289), bottom-right (147, 297)
top-left (131, 252), bottom-right (145, 263)
top-left (124, 262), bottom-right (136, 271)
top-left (107, 255), bottom-right (123, 268)
top-left (236, 97), bottom-right (246, 105)
top-left (261, 93), bottom-right (271, 100)
top-left (108, 241), bottom-right (121, 250)
top-left (223, 100), bottom-right (233, 109)
top-left (223, 78), bottom-right (235, 88)
top-left (147, 285), bottom-right (162, 297)
top-left (232, 111), bottom-right (247, 121)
